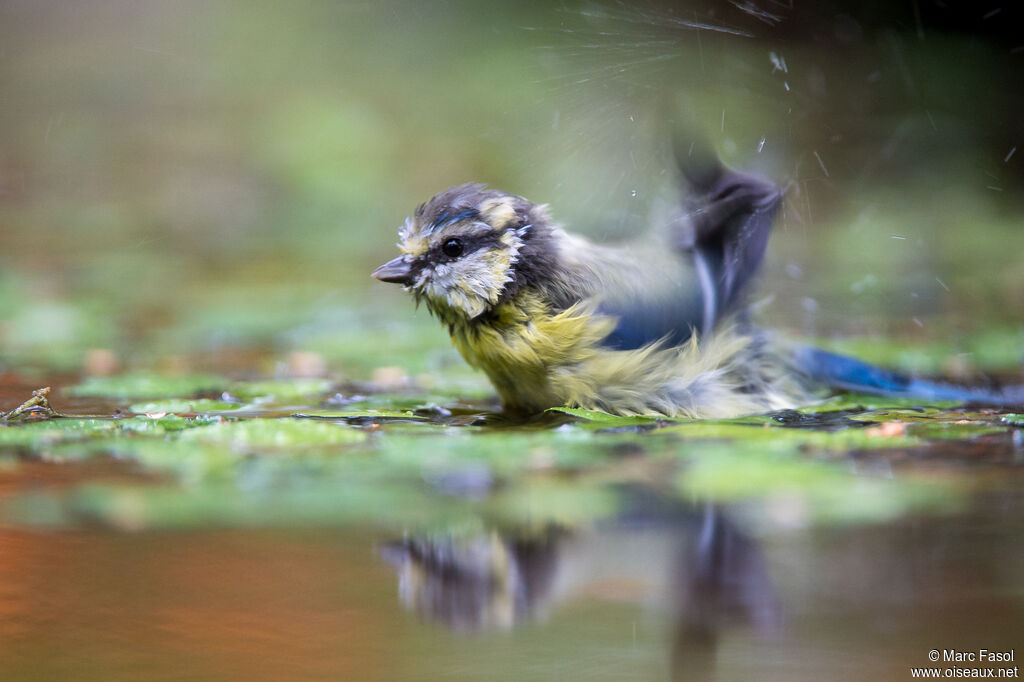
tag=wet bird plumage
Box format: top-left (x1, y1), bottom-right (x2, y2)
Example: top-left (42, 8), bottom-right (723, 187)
top-left (372, 149), bottom-right (1024, 417)
top-left (372, 148), bottom-right (817, 418)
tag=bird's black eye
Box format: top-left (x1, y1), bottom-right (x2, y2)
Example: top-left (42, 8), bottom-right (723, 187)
top-left (441, 238), bottom-right (464, 258)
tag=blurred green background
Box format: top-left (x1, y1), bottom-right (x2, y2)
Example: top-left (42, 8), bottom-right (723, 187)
top-left (1, 0), bottom-right (1022, 380)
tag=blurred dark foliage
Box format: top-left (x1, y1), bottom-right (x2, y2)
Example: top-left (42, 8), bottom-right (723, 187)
top-left (632, 0), bottom-right (1024, 191)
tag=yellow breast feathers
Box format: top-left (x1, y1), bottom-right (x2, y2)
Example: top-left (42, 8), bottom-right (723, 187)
top-left (448, 291), bottom-right (808, 418)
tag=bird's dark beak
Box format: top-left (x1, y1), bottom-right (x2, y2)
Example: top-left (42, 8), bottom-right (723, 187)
top-left (371, 256), bottom-right (414, 285)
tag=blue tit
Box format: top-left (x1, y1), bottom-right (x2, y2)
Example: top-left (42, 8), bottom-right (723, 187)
top-left (373, 147), bottom-right (1022, 418)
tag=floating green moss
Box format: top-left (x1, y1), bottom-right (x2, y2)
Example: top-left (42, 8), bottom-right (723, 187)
top-left (0, 375), bottom-right (1017, 532)
top-left (67, 374), bottom-right (227, 399)
top-left (0, 418), bottom-right (121, 448)
top-left (227, 378), bottom-right (335, 402)
top-left (0, 415), bottom-right (213, 449)
top-left (676, 444), bottom-right (963, 524)
top-left (547, 407), bottom-right (664, 426)
top-left (797, 393), bottom-right (961, 414)
top-left (179, 417), bottom-right (365, 448)
top-left (129, 398), bottom-right (242, 414)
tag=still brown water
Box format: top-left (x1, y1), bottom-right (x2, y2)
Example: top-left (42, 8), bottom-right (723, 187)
top-left (1, 490), bottom-right (1020, 681)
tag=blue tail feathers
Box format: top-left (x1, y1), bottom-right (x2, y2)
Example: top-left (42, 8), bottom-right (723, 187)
top-left (793, 346), bottom-right (1024, 407)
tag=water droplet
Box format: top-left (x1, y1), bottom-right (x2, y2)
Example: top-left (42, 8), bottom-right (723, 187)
top-left (769, 51), bottom-right (788, 73)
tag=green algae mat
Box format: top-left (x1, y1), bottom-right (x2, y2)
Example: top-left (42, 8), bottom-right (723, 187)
top-left (2, 365), bottom-right (1020, 533)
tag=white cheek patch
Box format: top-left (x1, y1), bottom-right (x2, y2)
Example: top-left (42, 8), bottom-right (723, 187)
top-left (409, 230), bottom-right (528, 319)
top-left (498, 231), bottom-right (525, 283)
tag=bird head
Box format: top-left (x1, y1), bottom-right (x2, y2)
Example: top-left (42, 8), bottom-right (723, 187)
top-left (372, 184), bottom-right (551, 320)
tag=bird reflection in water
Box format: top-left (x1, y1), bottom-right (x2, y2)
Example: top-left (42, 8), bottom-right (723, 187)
top-left (379, 499), bottom-right (779, 676)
